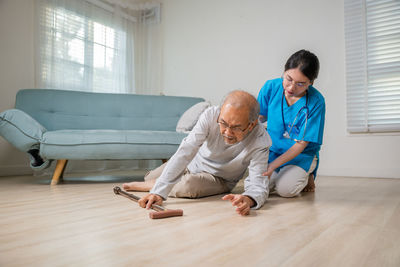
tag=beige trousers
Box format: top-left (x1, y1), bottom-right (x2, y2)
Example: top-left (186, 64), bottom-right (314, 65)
top-left (145, 163), bottom-right (231, 198)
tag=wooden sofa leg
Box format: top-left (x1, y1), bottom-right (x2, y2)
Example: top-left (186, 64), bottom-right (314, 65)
top-left (51, 159), bottom-right (68, 185)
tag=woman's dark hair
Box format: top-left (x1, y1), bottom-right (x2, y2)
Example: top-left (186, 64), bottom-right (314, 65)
top-left (284, 49), bottom-right (320, 82)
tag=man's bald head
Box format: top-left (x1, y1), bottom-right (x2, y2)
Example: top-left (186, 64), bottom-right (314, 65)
top-left (221, 90), bottom-right (260, 122)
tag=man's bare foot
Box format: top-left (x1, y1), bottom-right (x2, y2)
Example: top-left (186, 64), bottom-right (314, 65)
top-left (122, 180), bottom-right (156, 192)
top-left (302, 174), bottom-right (316, 192)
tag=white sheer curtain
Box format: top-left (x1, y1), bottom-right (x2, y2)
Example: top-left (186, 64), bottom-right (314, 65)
top-left (109, 0), bottom-right (163, 95)
top-left (34, 0), bottom-right (162, 95)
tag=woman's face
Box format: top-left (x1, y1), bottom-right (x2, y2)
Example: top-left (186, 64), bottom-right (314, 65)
top-left (282, 68), bottom-right (311, 99)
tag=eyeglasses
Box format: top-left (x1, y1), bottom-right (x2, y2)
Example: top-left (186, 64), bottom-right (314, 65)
top-left (217, 118), bottom-right (251, 133)
top-left (282, 74), bottom-right (309, 88)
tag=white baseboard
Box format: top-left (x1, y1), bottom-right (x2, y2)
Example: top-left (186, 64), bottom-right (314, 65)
top-left (318, 166), bottom-right (400, 179)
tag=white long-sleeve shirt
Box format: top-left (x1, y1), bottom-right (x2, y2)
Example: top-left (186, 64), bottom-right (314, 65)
top-left (150, 106), bottom-right (272, 209)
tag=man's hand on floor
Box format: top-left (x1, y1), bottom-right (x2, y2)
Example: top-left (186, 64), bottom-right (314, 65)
top-left (222, 194), bottom-right (255, 216)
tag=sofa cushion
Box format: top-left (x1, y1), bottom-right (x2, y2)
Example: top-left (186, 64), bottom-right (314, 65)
top-left (176, 102), bottom-right (211, 133)
top-left (40, 130), bottom-right (188, 160)
top-left (0, 109), bottom-right (46, 152)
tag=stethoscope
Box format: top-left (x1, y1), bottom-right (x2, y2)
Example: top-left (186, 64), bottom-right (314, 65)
top-left (281, 90), bottom-right (310, 141)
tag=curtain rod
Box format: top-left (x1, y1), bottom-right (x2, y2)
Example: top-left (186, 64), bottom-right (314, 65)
top-left (85, 0), bottom-right (138, 22)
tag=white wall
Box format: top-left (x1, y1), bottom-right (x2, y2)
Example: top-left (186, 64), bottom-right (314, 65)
top-left (160, 0), bottom-right (400, 178)
top-left (0, 0), bottom-right (35, 175)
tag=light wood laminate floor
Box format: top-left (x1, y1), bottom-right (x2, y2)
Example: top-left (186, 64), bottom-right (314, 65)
top-left (0, 171), bottom-right (400, 267)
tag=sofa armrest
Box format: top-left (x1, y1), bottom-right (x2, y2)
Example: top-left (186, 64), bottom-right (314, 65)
top-left (0, 109), bottom-right (46, 152)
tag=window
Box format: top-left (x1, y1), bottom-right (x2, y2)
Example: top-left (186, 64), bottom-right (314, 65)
top-left (344, 0), bottom-right (400, 133)
top-left (36, 0), bottom-right (134, 93)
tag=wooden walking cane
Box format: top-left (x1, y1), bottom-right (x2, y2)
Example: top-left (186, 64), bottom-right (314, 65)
top-left (113, 186), bottom-right (183, 219)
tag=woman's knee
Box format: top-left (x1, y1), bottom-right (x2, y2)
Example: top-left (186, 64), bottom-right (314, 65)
top-left (274, 166), bottom-right (308, 198)
top-left (275, 181), bottom-right (304, 198)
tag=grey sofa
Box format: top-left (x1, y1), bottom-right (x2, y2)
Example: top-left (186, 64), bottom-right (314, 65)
top-left (0, 89), bottom-right (204, 184)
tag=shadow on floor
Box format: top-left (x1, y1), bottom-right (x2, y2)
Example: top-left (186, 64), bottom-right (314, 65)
top-left (36, 172), bottom-right (146, 185)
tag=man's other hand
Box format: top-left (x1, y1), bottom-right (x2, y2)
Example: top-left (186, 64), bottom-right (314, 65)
top-left (222, 194), bottom-right (255, 216)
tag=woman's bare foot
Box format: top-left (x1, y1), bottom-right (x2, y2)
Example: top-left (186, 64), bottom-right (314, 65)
top-left (302, 174), bottom-right (316, 192)
top-left (122, 180), bottom-right (156, 192)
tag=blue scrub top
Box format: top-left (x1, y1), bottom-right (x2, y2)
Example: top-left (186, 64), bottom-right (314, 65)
top-left (257, 78), bottom-right (326, 173)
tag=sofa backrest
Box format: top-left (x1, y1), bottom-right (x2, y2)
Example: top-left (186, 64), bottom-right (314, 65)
top-left (15, 89), bottom-right (205, 131)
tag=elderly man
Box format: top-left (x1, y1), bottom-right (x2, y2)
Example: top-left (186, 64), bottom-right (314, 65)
top-left (123, 90), bottom-right (271, 215)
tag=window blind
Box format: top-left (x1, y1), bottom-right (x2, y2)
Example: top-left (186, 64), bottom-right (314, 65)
top-left (345, 0), bottom-right (400, 133)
